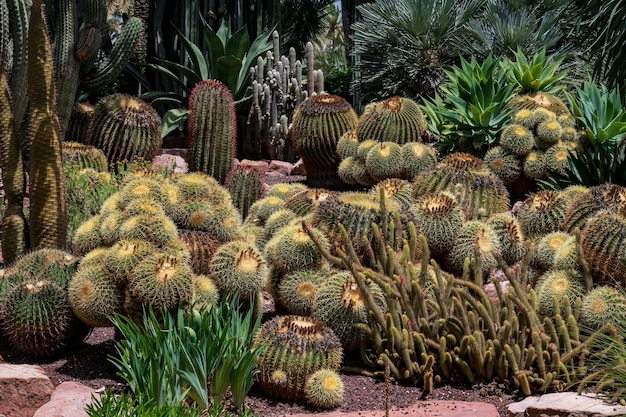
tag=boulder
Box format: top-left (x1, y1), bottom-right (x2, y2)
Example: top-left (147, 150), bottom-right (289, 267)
top-left (507, 392), bottom-right (626, 417)
top-left (32, 382), bottom-right (97, 417)
top-left (268, 160), bottom-right (293, 176)
top-left (239, 159), bottom-right (270, 175)
top-left (0, 364), bottom-right (54, 417)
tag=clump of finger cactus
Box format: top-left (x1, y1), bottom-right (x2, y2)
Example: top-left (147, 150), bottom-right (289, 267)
top-left (253, 315), bottom-right (343, 401)
top-left (186, 80), bottom-right (236, 184)
top-left (292, 93), bottom-right (358, 189)
top-left (304, 369), bottom-right (344, 409)
top-left (87, 94), bottom-right (162, 164)
top-left (313, 270), bottom-right (387, 351)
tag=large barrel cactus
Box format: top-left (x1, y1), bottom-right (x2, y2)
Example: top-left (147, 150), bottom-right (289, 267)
top-left (356, 96), bottom-right (428, 145)
top-left (291, 93), bottom-right (358, 189)
top-left (187, 79), bottom-right (237, 184)
top-left (87, 94), bottom-right (162, 164)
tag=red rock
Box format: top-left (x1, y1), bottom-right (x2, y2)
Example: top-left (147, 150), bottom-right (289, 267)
top-left (291, 158), bottom-right (307, 176)
top-left (507, 392), bottom-right (626, 417)
top-left (240, 159), bottom-right (270, 175)
top-left (269, 160), bottom-right (293, 175)
top-left (32, 381), bottom-right (97, 417)
top-left (287, 400), bottom-right (499, 417)
top-left (0, 364), bottom-right (54, 417)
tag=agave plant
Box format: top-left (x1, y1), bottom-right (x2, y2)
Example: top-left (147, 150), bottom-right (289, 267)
top-left (146, 17), bottom-right (275, 136)
top-left (422, 55), bottom-right (515, 156)
top-left (567, 80), bottom-right (626, 145)
top-left (503, 48), bottom-right (567, 94)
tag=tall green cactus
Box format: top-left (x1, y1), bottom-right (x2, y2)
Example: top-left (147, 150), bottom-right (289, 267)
top-left (0, 73), bottom-right (28, 264)
top-left (187, 79), bottom-right (237, 184)
top-left (224, 165), bottom-right (265, 219)
top-left (27, 0), bottom-right (67, 250)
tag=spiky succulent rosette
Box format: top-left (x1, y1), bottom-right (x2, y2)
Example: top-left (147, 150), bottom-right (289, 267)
top-left (562, 184), bottom-right (626, 233)
top-left (313, 270), bottom-right (387, 351)
top-left (356, 96), bottom-right (427, 145)
top-left (291, 94), bottom-right (358, 189)
top-left (2, 279), bottom-right (75, 357)
top-left (253, 315), bottom-right (343, 401)
top-left (580, 286), bottom-right (626, 330)
top-left (445, 221), bottom-right (502, 276)
top-left (128, 252), bottom-right (193, 310)
top-left (580, 210), bottom-right (626, 285)
top-left (518, 190), bottom-right (567, 238)
top-left (68, 264), bottom-right (123, 327)
top-left (536, 270), bottom-right (585, 316)
top-left (87, 93), bottom-right (162, 164)
top-left (209, 239), bottom-right (267, 299)
top-left (411, 192), bottom-right (464, 258)
top-left (412, 153), bottom-right (510, 220)
top-left (62, 142), bottom-right (109, 172)
top-left (485, 212), bottom-right (526, 265)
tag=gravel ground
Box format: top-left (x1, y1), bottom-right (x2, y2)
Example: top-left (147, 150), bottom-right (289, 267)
top-left (0, 325), bottom-right (519, 417)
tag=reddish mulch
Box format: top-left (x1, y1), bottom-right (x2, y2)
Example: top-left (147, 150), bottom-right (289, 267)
top-left (0, 326), bottom-right (519, 416)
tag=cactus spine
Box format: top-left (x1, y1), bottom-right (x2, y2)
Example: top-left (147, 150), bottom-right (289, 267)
top-left (224, 166), bottom-right (265, 220)
top-left (187, 79), bottom-right (237, 184)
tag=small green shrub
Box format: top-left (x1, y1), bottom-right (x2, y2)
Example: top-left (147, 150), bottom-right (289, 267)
top-left (109, 295), bottom-right (264, 412)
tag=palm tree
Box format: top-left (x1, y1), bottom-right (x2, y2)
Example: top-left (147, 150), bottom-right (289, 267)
top-left (279, 0), bottom-right (335, 55)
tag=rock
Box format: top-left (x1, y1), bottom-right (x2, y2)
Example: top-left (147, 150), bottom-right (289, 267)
top-left (268, 160), bottom-right (293, 176)
top-left (291, 158), bottom-right (307, 176)
top-left (239, 159), bottom-right (270, 175)
top-left (159, 147), bottom-right (188, 159)
top-left (0, 364), bottom-right (54, 417)
top-left (288, 400), bottom-right (499, 417)
top-left (507, 392), bottom-right (626, 417)
top-left (152, 153), bottom-right (188, 173)
top-left (32, 382), bottom-right (98, 417)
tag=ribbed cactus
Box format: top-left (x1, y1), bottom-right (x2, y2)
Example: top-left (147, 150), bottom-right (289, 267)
top-left (356, 96), bottom-right (428, 144)
top-left (87, 94), bottom-right (163, 164)
top-left (0, 73), bottom-right (27, 265)
top-left (291, 93), bottom-right (358, 189)
top-left (580, 210), bottom-right (626, 285)
top-left (62, 142), bottom-right (109, 172)
top-left (65, 102), bottom-right (95, 143)
top-left (224, 166), bottom-right (265, 219)
top-left (187, 79), bottom-right (237, 184)
top-left (27, 0), bottom-right (68, 250)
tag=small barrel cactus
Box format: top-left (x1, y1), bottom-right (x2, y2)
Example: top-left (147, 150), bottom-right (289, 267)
top-left (224, 166), bottom-right (265, 220)
top-left (87, 94), bottom-right (162, 164)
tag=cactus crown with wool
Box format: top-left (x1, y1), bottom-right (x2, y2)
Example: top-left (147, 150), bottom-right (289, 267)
top-left (187, 79), bottom-right (237, 184)
top-left (87, 94), bottom-right (162, 164)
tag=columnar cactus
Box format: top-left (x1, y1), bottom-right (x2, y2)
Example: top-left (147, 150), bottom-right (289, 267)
top-left (187, 79), bottom-right (237, 184)
top-left (224, 165), bottom-right (265, 220)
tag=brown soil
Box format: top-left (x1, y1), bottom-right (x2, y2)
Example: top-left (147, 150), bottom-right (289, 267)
top-left (0, 326), bottom-right (519, 416)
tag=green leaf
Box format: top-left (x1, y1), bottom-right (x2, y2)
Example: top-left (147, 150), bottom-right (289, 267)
top-left (161, 108), bottom-right (189, 138)
top-left (216, 55), bottom-right (243, 94)
top-left (174, 28), bottom-right (209, 81)
top-left (225, 25), bottom-right (249, 60)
